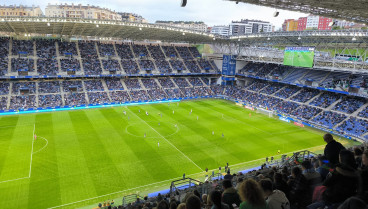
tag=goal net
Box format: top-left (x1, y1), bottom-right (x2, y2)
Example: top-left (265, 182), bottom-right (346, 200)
top-left (256, 108), bottom-right (273, 118)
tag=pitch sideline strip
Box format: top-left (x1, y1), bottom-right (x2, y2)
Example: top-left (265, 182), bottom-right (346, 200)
top-left (0, 124), bottom-right (49, 184)
top-left (47, 142), bottom-right (332, 209)
top-left (128, 109), bottom-right (203, 172)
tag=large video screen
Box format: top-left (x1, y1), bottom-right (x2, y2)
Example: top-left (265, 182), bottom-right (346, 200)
top-left (284, 47), bottom-right (315, 68)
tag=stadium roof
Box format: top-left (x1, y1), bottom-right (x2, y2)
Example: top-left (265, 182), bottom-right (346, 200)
top-left (0, 17), bottom-right (215, 43)
top-left (227, 0), bottom-right (368, 24)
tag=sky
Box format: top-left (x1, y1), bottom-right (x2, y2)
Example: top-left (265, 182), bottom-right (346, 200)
top-left (3, 0), bottom-right (308, 29)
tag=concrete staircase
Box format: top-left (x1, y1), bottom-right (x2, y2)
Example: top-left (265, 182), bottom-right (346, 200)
top-left (306, 92), bottom-right (323, 105)
top-left (326, 98), bottom-right (342, 111)
top-left (352, 103), bottom-right (368, 117)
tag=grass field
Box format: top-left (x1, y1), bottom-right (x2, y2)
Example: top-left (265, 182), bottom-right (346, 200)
top-left (0, 99), bottom-right (356, 209)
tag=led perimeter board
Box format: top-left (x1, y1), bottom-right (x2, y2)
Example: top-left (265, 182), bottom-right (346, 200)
top-left (284, 46), bottom-right (315, 68)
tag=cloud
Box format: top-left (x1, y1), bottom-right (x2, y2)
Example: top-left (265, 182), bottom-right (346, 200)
top-left (3, 0), bottom-right (308, 29)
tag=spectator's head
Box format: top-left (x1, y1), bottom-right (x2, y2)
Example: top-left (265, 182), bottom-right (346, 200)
top-left (238, 179), bottom-right (266, 208)
top-left (177, 203), bottom-right (186, 209)
top-left (186, 195), bottom-right (201, 209)
top-left (301, 160), bottom-right (313, 170)
top-left (210, 190), bottom-right (222, 209)
top-left (170, 201), bottom-right (177, 209)
top-left (363, 150), bottom-right (368, 167)
top-left (222, 179), bottom-right (232, 189)
top-left (259, 179), bottom-right (273, 197)
top-left (157, 200), bottom-right (169, 209)
top-left (201, 194), bottom-right (207, 204)
top-left (193, 190), bottom-right (200, 199)
top-left (354, 148), bottom-right (363, 157)
top-left (339, 149), bottom-right (357, 169)
top-left (291, 166), bottom-right (302, 177)
top-left (323, 133), bottom-right (334, 143)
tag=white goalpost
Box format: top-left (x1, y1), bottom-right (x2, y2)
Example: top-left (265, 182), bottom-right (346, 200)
top-left (256, 107), bottom-right (273, 118)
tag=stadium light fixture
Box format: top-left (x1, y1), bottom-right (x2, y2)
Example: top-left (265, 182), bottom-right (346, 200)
top-left (213, 37), bottom-right (216, 40)
top-left (182, 32), bottom-right (185, 35)
top-left (298, 36), bottom-right (301, 40)
top-left (352, 36), bottom-right (357, 41)
top-left (96, 24), bottom-right (99, 28)
top-left (47, 22), bottom-right (50, 27)
top-left (267, 37), bottom-right (270, 40)
top-left (139, 27), bottom-right (142, 30)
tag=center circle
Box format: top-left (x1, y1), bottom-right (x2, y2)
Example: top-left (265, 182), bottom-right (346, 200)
top-left (125, 122), bottom-right (179, 138)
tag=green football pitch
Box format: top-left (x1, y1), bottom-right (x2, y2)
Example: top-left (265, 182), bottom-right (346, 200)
top-left (284, 51), bottom-right (314, 68)
top-left (0, 99), bottom-right (356, 209)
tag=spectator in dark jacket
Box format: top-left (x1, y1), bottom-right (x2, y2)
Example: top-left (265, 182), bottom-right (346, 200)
top-left (274, 172), bottom-right (289, 199)
top-left (222, 180), bottom-right (241, 209)
top-left (323, 133), bottom-right (345, 167)
top-left (288, 167), bottom-right (308, 209)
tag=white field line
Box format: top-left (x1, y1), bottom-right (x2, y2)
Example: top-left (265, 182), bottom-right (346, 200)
top-left (47, 170), bottom-right (206, 209)
top-left (32, 136), bottom-right (49, 154)
top-left (29, 124), bottom-right (35, 178)
top-left (128, 109), bottom-right (203, 172)
top-left (0, 124), bottom-right (35, 184)
top-left (47, 143), bottom-right (331, 209)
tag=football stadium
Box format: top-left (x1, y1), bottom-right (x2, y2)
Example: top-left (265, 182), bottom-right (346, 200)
top-left (0, 0), bottom-right (368, 209)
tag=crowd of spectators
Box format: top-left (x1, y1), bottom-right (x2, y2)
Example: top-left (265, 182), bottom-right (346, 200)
top-left (38, 81), bottom-right (61, 93)
top-left (165, 88), bottom-right (182, 98)
top-left (176, 46), bottom-right (193, 60)
top-left (64, 93), bottom-right (86, 106)
top-left (257, 95), bottom-right (282, 110)
top-left (274, 101), bottom-right (301, 114)
top-left (197, 59), bottom-right (212, 71)
top-left (184, 61), bottom-right (201, 73)
top-left (62, 80), bottom-right (83, 92)
top-left (312, 111), bottom-right (347, 128)
top-left (170, 60), bottom-right (186, 72)
top-left (141, 79), bottom-right (159, 89)
top-left (147, 45), bottom-right (166, 60)
top-left (155, 59), bottom-right (172, 73)
top-left (125, 79), bottom-right (142, 90)
top-left (291, 105), bottom-right (322, 120)
top-left (247, 80), bottom-right (268, 92)
top-left (88, 92), bottom-right (110, 104)
top-left (60, 59), bottom-right (81, 72)
top-left (58, 41), bottom-right (78, 57)
top-left (290, 89), bottom-right (319, 103)
top-left (105, 78), bottom-right (124, 90)
top-left (274, 86), bottom-right (300, 99)
top-left (9, 95), bottom-right (36, 110)
top-left (201, 78), bottom-right (210, 86)
top-left (188, 47), bottom-right (201, 58)
top-left (259, 83), bottom-right (284, 95)
top-left (102, 60), bottom-right (121, 72)
top-left (12, 82), bottom-right (36, 94)
top-left (333, 97), bottom-right (366, 114)
top-left (11, 58), bottom-right (34, 72)
top-left (110, 91), bottom-right (130, 103)
top-left (147, 89), bottom-right (167, 100)
top-left (211, 85), bottom-right (224, 95)
top-left (121, 60), bottom-right (139, 74)
top-left (337, 117), bottom-right (368, 136)
top-left (0, 97), bottom-right (7, 110)
top-left (0, 58), bottom-right (8, 76)
top-left (84, 80), bottom-right (104, 91)
top-left (12, 40), bottom-right (34, 56)
top-left (98, 43), bottom-right (116, 57)
top-left (132, 45), bottom-right (149, 58)
top-left (358, 106), bottom-right (368, 119)
top-left (161, 46), bottom-right (178, 58)
top-left (129, 90), bottom-right (151, 101)
top-left (310, 93), bottom-right (341, 108)
top-left (0, 82), bottom-right (10, 95)
top-left (254, 63), bottom-right (274, 78)
top-left (83, 59), bottom-right (103, 75)
top-left (36, 39), bottom-right (56, 58)
top-left (139, 60), bottom-right (155, 71)
top-left (158, 78), bottom-right (175, 88)
top-left (188, 78), bottom-right (204, 86)
top-left (181, 87), bottom-right (212, 97)
top-left (79, 41), bottom-right (98, 59)
top-left (37, 59), bottom-right (59, 75)
top-left (0, 37), bottom-right (9, 58)
top-left (173, 78), bottom-right (190, 87)
top-left (38, 94), bottom-right (62, 108)
top-left (116, 44), bottom-right (134, 59)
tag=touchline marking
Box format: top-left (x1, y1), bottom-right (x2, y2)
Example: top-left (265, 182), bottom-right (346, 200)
top-left (46, 171), bottom-right (206, 209)
top-left (29, 124), bottom-right (35, 178)
top-left (128, 109), bottom-right (203, 172)
top-left (47, 143), bottom-right (332, 209)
